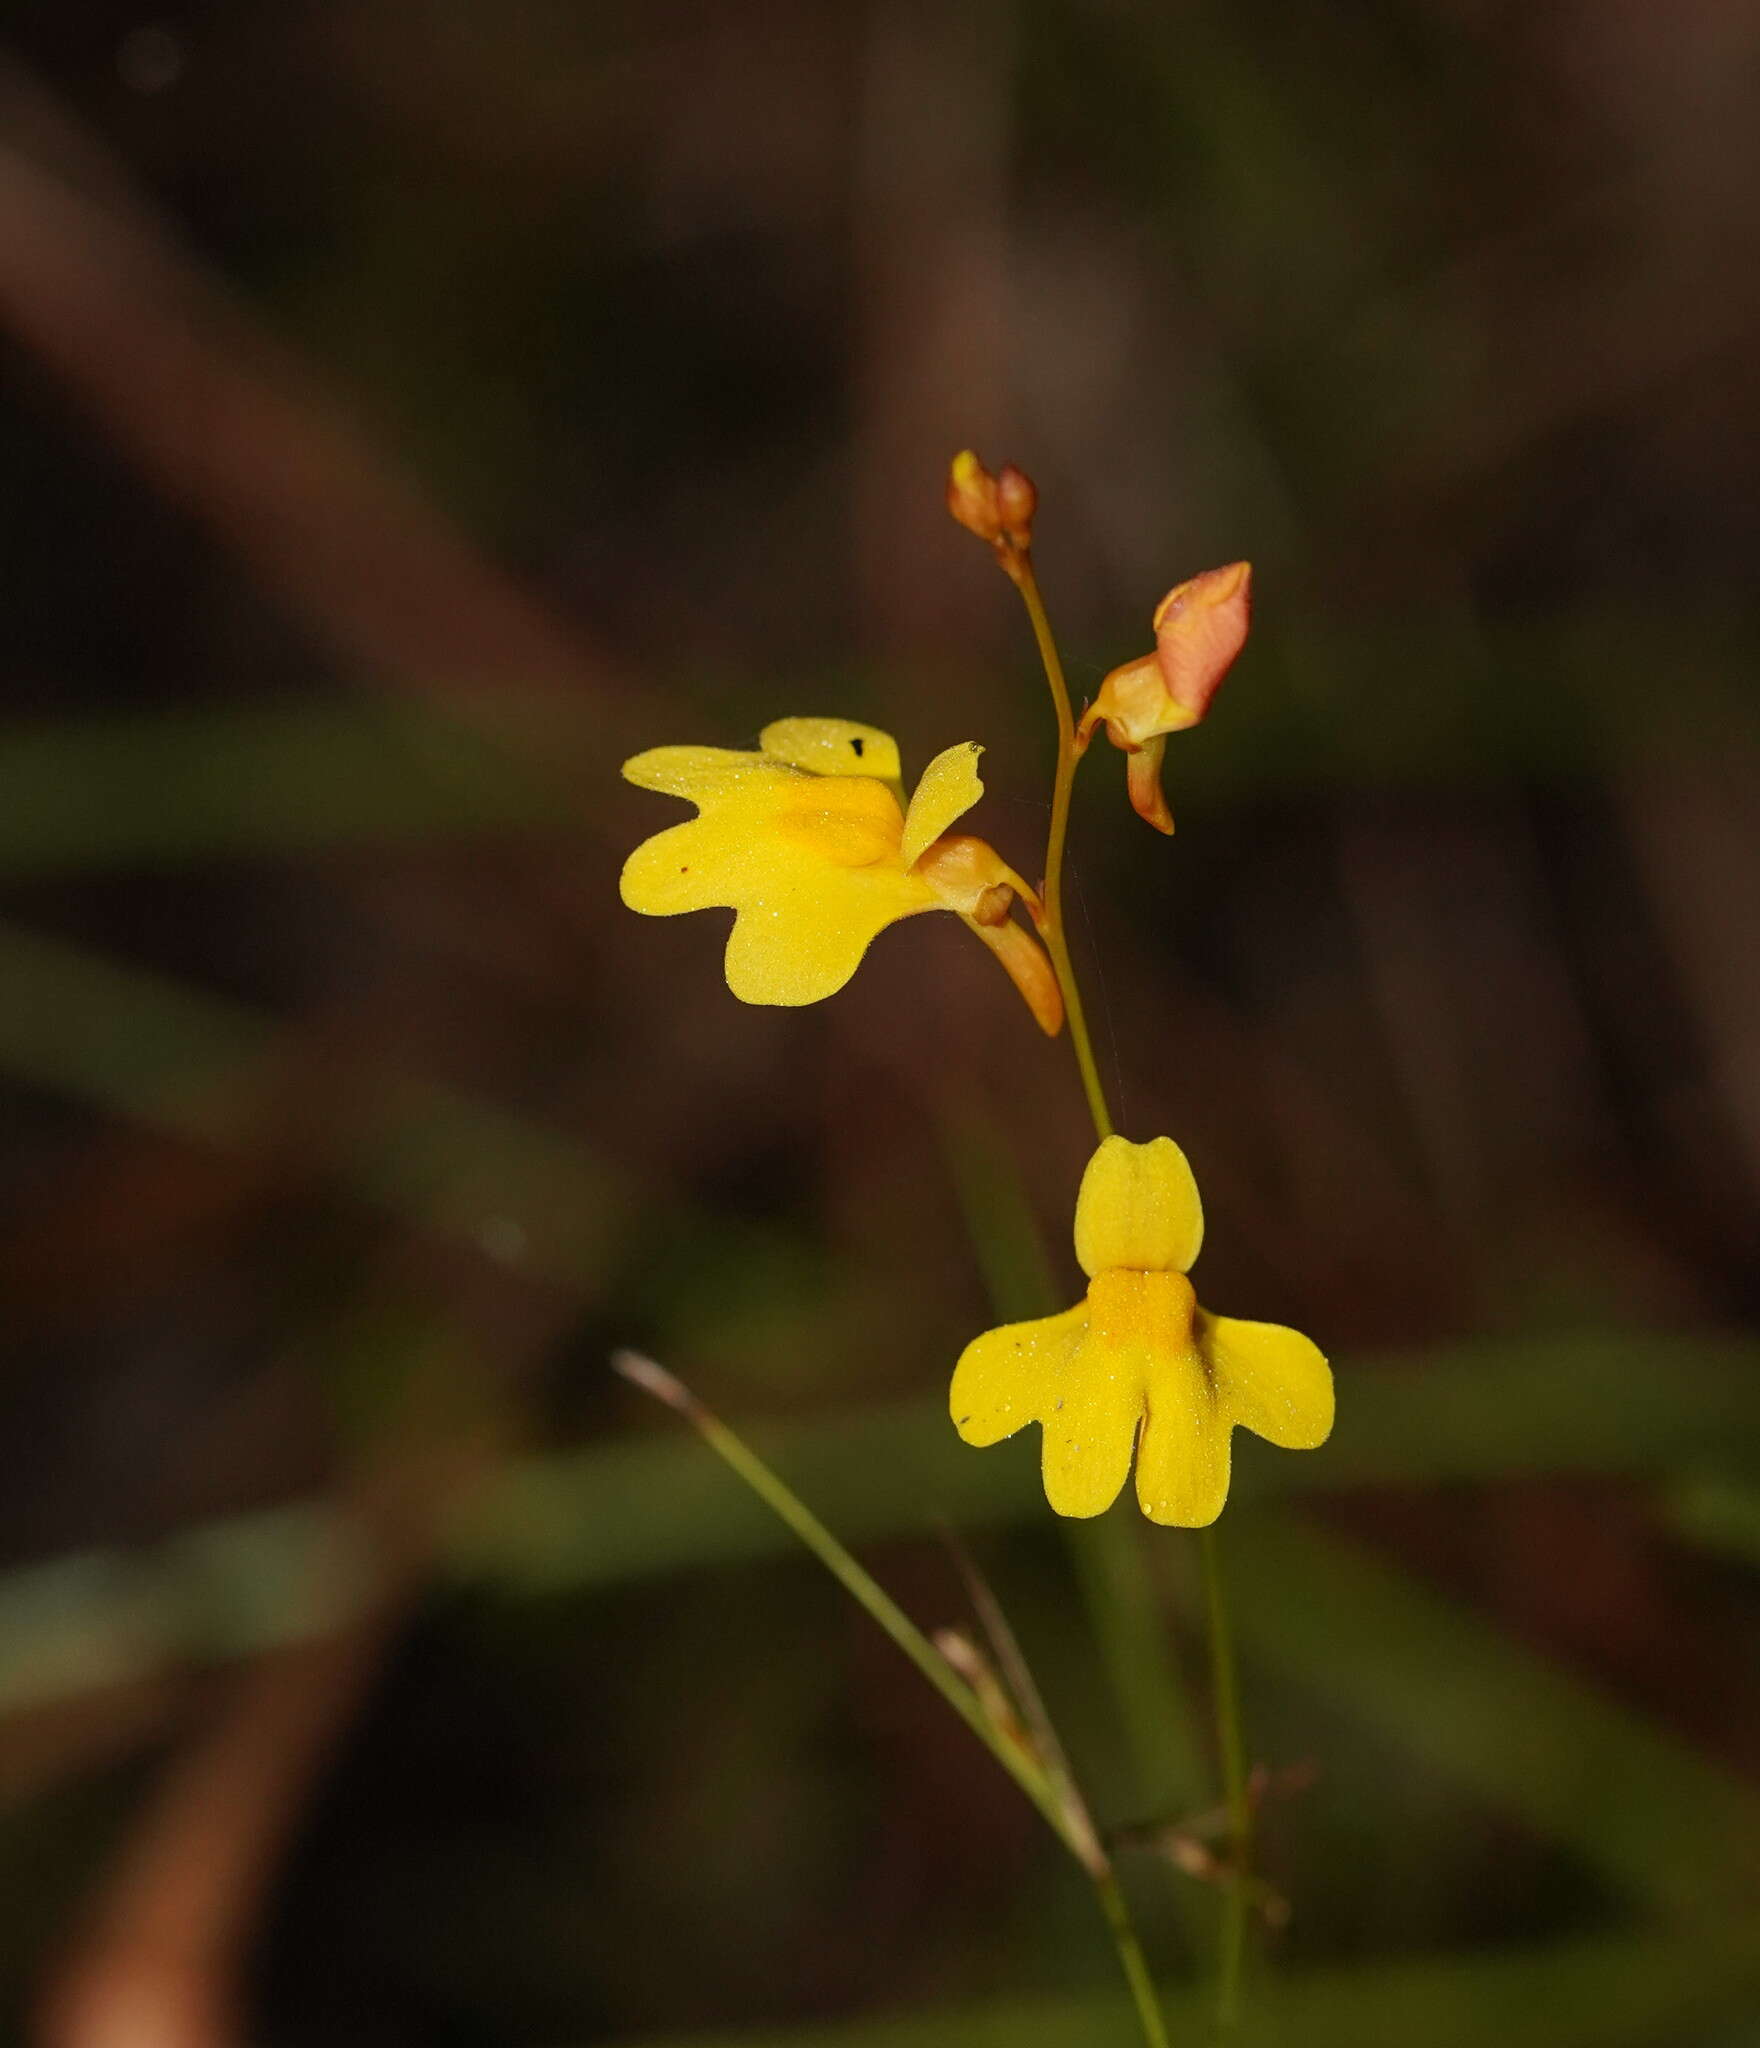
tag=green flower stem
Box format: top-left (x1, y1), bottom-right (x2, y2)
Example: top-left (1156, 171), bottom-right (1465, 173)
top-left (1201, 1525), bottom-right (1251, 2034)
top-left (1097, 1863), bottom-right (1175, 2048)
top-left (1011, 553), bottom-right (1113, 1142)
top-left (1009, 552), bottom-right (1255, 2038)
top-left (613, 1350), bottom-right (1171, 2048)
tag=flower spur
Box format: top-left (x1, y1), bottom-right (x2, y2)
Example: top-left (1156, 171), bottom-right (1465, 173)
top-left (620, 716), bottom-right (1062, 1032)
top-left (950, 1134), bottom-right (1332, 1525)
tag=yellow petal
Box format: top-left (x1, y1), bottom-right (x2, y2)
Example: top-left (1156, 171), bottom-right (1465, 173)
top-left (760, 717), bottom-right (901, 785)
top-left (722, 859), bottom-right (934, 1004)
top-left (900, 741), bottom-right (985, 868)
top-left (950, 1301), bottom-right (1088, 1447)
top-left (1200, 1310), bottom-right (1333, 1450)
top-left (622, 744), bottom-right (787, 802)
top-left (769, 776), bottom-right (904, 867)
top-left (950, 1303), bottom-right (1139, 1519)
top-left (1039, 1334), bottom-right (1141, 1518)
top-left (1134, 1349), bottom-right (1232, 1527)
top-left (621, 755), bottom-right (901, 914)
top-left (620, 816), bottom-right (741, 916)
top-left (1073, 1135), bottom-right (1204, 1279)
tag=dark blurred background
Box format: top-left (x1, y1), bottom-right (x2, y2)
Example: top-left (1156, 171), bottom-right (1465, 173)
top-left (3, 3), bottom-right (1760, 2043)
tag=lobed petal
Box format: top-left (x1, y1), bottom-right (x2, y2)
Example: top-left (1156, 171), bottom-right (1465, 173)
top-left (900, 741), bottom-right (986, 868)
top-left (1038, 1335), bottom-right (1142, 1519)
top-left (760, 718), bottom-right (902, 785)
top-left (721, 859), bottom-right (933, 1005)
top-left (622, 767), bottom-right (835, 915)
top-left (1200, 1310), bottom-right (1333, 1450)
top-left (622, 745), bottom-right (787, 803)
top-left (950, 1304), bottom-right (1141, 1519)
top-left (1134, 1347), bottom-right (1232, 1527)
top-left (619, 817), bottom-right (741, 916)
top-left (1073, 1135), bottom-right (1205, 1279)
top-left (950, 1302), bottom-right (1088, 1446)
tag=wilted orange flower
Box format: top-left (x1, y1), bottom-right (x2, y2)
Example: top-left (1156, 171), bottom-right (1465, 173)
top-left (1076, 563), bottom-right (1251, 833)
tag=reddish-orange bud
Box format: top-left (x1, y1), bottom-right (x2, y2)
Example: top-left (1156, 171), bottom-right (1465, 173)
top-left (994, 464), bottom-right (1037, 549)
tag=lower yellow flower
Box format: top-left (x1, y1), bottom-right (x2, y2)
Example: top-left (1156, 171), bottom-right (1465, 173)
top-left (950, 1134), bottom-right (1332, 1525)
top-left (621, 717), bottom-right (1063, 1032)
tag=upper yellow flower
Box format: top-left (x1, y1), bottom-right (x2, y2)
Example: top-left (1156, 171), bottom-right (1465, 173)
top-left (621, 717), bottom-right (1063, 1032)
top-left (950, 1134), bottom-right (1331, 1525)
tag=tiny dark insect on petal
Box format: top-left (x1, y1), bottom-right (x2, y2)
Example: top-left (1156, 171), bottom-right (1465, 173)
top-left (851, 736), bottom-right (865, 757)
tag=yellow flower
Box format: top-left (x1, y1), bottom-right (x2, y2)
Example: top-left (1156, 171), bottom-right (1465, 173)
top-left (1076, 562), bottom-right (1252, 834)
top-left (620, 716), bottom-right (1063, 1033)
top-left (950, 1134), bottom-right (1331, 1526)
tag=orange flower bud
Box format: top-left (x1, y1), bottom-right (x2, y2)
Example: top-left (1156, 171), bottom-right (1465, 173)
top-left (947, 450), bottom-right (1038, 565)
top-left (947, 449), bottom-right (1004, 544)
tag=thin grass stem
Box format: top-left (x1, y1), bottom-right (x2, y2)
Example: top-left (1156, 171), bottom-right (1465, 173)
top-left (1201, 1525), bottom-right (1251, 2034)
top-left (612, 1348), bottom-right (1172, 2048)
